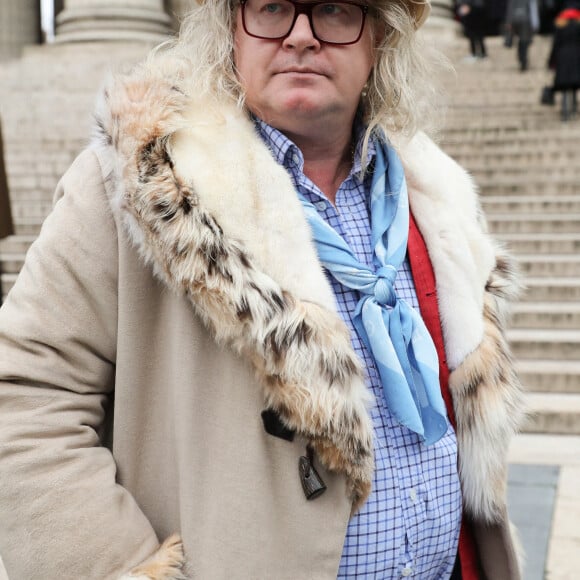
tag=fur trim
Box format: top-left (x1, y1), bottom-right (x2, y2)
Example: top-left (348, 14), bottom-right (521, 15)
top-left (398, 133), bottom-right (526, 522)
top-left (398, 132), bottom-right (497, 370)
top-left (93, 65), bottom-right (374, 512)
top-left (120, 535), bottom-right (186, 580)
top-left (449, 240), bottom-right (526, 522)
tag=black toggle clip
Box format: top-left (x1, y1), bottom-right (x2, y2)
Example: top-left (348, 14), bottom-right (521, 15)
top-left (299, 446), bottom-right (327, 500)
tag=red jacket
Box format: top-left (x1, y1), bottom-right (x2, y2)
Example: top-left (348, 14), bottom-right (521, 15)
top-left (409, 212), bottom-right (480, 580)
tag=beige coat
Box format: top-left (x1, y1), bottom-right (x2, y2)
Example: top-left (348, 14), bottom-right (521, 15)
top-left (0, 121), bottom-right (13, 240)
top-left (0, 62), bottom-right (525, 580)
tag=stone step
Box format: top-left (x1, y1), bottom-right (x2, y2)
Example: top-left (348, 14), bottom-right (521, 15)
top-left (445, 104), bottom-right (571, 121)
top-left (448, 91), bottom-right (554, 101)
top-left (508, 328), bottom-right (580, 361)
top-left (520, 278), bottom-right (580, 303)
top-left (13, 220), bottom-right (43, 236)
top-left (442, 129), bottom-right (580, 147)
top-left (443, 115), bottom-right (578, 132)
top-left (515, 255), bottom-right (580, 278)
top-left (0, 235), bottom-right (36, 255)
top-left (511, 302), bottom-right (580, 329)
top-left (497, 233), bottom-right (580, 254)
top-left (446, 150), bottom-right (580, 167)
top-left (445, 113), bottom-right (556, 127)
top-left (481, 195), bottom-right (580, 214)
top-left (446, 84), bottom-right (551, 98)
top-left (520, 278), bottom-right (580, 302)
top-left (447, 144), bottom-right (580, 159)
top-left (450, 139), bottom-right (579, 152)
top-left (0, 253), bottom-right (26, 275)
top-left (7, 190), bottom-right (57, 203)
top-left (488, 214), bottom-right (580, 234)
top-left (508, 433), bottom-right (580, 471)
top-left (446, 96), bottom-right (555, 108)
top-left (522, 393), bottom-right (580, 435)
top-left (471, 167), bottom-right (580, 181)
top-left (517, 360), bottom-right (580, 393)
top-left (445, 143), bottom-right (579, 160)
top-left (447, 104), bottom-right (557, 115)
top-left (7, 179), bottom-right (58, 198)
top-left (10, 202), bottom-right (53, 221)
top-left (478, 180), bottom-right (580, 197)
top-left (0, 273), bottom-right (17, 301)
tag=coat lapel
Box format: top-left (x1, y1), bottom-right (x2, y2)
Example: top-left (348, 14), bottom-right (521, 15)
top-left (398, 133), bottom-right (525, 524)
top-left (169, 99), bottom-right (336, 310)
top-left (92, 65), bottom-right (375, 514)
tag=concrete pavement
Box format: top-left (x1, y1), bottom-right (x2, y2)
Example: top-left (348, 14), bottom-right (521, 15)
top-left (509, 434), bottom-right (580, 579)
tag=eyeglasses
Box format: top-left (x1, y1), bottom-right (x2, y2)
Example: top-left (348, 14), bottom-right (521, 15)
top-left (239, 0), bottom-right (369, 45)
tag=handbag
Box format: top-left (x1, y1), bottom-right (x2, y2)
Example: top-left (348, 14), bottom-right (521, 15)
top-left (541, 85), bottom-right (555, 105)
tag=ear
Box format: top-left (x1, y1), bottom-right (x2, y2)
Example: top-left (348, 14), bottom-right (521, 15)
top-left (372, 21), bottom-right (387, 49)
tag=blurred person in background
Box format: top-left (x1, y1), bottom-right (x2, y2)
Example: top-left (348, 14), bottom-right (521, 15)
top-left (0, 120), bottom-right (14, 308)
top-left (457, 0), bottom-right (489, 60)
top-left (548, 0), bottom-right (580, 118)
top-left (505, 0), bottom-right (540, 70)
top-left (0, 0), bottom-right (525, 578)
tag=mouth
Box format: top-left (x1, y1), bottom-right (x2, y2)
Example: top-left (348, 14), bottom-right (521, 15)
top-left (277, 67), bottom-right (326, 76)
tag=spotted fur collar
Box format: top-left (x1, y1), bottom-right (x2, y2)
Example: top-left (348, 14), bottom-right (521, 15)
top-left (94, 63), bottom-right (375, 513)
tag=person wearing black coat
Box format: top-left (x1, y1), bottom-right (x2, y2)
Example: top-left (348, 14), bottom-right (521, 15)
top-left (457, 0), bottom-right (489, 59)
top-left (548, 4), bottom-right (580, 119)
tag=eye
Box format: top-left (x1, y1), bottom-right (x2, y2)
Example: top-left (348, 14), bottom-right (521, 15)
top-left (263, 2), bottom-right (282, 13)
top-left (320, 3), bottom-right (343, 15)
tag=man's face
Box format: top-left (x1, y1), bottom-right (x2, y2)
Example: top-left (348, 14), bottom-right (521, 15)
top-left (233, 0), bottom-right (376, 135)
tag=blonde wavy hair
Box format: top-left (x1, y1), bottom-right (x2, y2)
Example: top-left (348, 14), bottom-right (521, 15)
top-left (163, 0), bottom-right (444, 146)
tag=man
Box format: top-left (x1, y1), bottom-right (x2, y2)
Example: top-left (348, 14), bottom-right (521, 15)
top-left (505, 0), bottom-right (540, 71)
top-left (0, 0), bottom-right (524, 578)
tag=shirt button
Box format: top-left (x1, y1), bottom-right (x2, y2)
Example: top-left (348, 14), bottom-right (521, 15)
top-left (292, 153), bottom-right (301, 166)
top-left (315, 201), bottom-right (327, 212)
top-left (401, 567), bottom-right (413, 577)
top-left (409, 488), bottom-right (417, 502)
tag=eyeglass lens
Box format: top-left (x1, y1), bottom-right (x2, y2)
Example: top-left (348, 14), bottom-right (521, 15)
top-left (242, 0), bottom-right (366, 45)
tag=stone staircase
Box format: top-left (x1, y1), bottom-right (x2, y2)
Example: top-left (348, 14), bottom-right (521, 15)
top-left (440, 34), bottom-right (580, 435)
top-left (0, 41), bottom-right (152, 297)
top-left (1, 32), bottom-right (580, 435)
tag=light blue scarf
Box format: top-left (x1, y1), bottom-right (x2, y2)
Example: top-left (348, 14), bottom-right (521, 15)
top-left (298, 140), bottom-right (448, 445)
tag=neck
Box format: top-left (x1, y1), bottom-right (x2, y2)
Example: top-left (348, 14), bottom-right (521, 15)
top-left (285, 129), bottom-right (354, 205)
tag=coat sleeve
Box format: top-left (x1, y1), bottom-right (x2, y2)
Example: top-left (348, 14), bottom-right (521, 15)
top-left (0, 149), bottom-right (160, 579)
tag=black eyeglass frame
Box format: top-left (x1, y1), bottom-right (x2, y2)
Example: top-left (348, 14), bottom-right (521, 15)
top-left (239, 0), bottom-right (370, 45)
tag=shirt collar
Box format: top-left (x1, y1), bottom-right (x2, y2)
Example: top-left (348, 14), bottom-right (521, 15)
top-left (254, 118), bottom-right (376, 180)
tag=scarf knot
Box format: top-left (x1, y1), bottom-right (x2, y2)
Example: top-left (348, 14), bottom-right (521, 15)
top-left (373, 266), bottom-right (397, 306)
top-left (298, 138), bottom-right (449, 446)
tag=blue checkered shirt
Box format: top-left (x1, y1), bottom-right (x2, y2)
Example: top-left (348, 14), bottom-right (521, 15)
top-left (256, 121), bottom-right (462, 579)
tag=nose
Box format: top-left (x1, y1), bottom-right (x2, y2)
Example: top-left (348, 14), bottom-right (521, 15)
top-left (282, 13), bottom-right (320, 50)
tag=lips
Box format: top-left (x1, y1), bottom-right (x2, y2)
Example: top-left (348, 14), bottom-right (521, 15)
top-left (274, 64), bottom-right (329, 76)
top-left (282, 67), bottom-right (320, 74)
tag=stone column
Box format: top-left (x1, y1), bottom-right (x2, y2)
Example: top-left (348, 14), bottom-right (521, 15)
top-left (165, 0), bottom-right (196, 30)
top-left (0, 0), bottom-right (41, 61)
top-left (424, 0), bottom-right (461, 38)
top-left (55, 0), bottom-right (173, 43)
